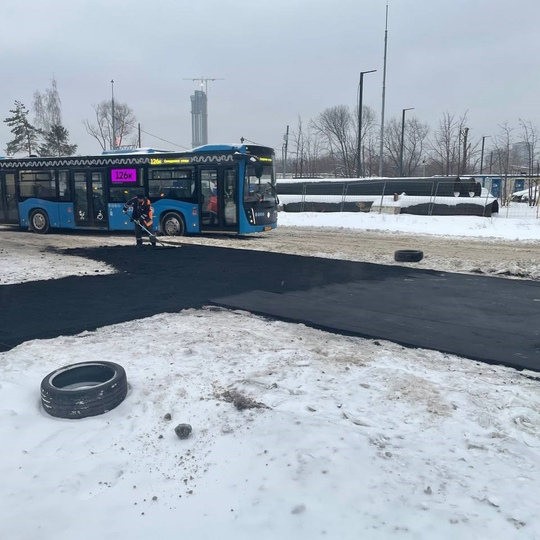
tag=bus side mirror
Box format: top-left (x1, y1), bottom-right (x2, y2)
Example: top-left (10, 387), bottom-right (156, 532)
top-left (249, 157), bottom-right (264, 179)
top-left (253, 162), bottom-right (263, 179)
top-left (233, 152), bottom-right (263, 179)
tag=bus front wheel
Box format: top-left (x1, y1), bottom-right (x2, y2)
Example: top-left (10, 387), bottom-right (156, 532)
top-left (29, 209), bottom-right (50, 234)
top-left (161, 212), bottom-right (185, 236)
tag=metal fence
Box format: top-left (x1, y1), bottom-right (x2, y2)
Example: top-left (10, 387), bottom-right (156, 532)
top-left (277, 179), bottom-right (540, 219)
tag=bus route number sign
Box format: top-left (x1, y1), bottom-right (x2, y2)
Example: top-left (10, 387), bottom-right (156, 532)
top-left (111, 168), bottom-right (137, 183)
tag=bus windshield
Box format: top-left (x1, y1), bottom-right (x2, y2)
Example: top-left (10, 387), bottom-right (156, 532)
top-left (244, 164), bottom-right (277, 203)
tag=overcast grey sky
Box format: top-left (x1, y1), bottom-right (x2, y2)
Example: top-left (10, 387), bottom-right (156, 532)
top-left (1, 0), bottom-right (539, 156)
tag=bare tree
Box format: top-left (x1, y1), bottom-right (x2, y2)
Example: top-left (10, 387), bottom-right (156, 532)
top-left (519, 119), bottom-right (539, 174)
top-left (84, 100), bottom-right (136, 151)
top-left (303, 124), bottom-right (324, 177)
top-left (492, 122), bottom-right (514, 204)
top-left (382, 117), bottom-right (402, 175)
top-left (492, 122), bottom-right (513, 174)
top-left (290, 116), bottom-right (325, 177)
top-left (287, 103), bottom-right (540, 186)
top-left (363, 133), bottom-right (380, 177)
top-left (518, 119), bottom-right (539, 205)
top-left (28, 77), bottom-right (78, 156)
top-left (382, 116), bottom-right (429, 177)
top-left (355, 105), bottom-right (377, 177)
top-left (404, 117), bottom-right (430, 176)
top-left (311, 105), bottom-right (355, 177)
top-left (33, 77), bottom-right (62, 133)
top-left (292, 116), bottom-right (306, 178)
top-left (428, 111), bottom-right (468, 175)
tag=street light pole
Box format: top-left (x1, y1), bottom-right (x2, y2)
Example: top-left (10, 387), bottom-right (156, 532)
top-left (111, 79), bottom-right (116, 151)
top-left (399, 107), bottom-right (414, 176)
top-left (480, 135), bottom-right (491, 174)
top-left (357, 70), bottom-right (376, 178)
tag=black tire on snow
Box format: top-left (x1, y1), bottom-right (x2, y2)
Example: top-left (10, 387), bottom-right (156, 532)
top-left (394, 249), bottom-right (424, 263)
top-left (40, 361), bottom-right (128, 419)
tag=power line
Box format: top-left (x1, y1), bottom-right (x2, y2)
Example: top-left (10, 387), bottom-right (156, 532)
top-left (125, 122), bottom-right (190, 150)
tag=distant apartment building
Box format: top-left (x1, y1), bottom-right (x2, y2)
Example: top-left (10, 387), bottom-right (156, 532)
top-left (190, 90), bottom-right (208, 148)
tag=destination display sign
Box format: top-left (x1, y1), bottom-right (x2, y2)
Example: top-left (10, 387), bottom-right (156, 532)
top-left (150, 158), bottom-right (191, 165)
top-left (111, 168), bottom-right (137, 183)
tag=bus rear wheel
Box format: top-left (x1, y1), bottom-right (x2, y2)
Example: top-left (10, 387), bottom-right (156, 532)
top-left (30, 209), bottom-right (50, 234)
top-left (161, 212), bottom-right (185, 236)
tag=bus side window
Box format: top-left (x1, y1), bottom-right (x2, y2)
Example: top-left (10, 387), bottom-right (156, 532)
top-left (59, 171), bottom-right (70, 201)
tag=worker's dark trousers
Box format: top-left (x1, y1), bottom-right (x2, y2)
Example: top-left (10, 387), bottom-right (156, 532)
top-left (135, 223), bottom-right (156, 246)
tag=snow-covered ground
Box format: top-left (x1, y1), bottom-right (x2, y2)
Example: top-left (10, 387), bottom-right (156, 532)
top-left (0, 245), bottom-right (115, 284)
top-left (278, 211), bottom-right (540, 240)
top-left (1, 215), bottom-right (540, 540)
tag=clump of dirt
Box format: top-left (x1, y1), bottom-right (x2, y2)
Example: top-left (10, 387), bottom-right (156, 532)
top-left (219, 389), bottom-right (269, 410)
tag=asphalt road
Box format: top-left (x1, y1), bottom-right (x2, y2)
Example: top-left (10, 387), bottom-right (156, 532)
top-left (1, 244), bottom-right (539, 372)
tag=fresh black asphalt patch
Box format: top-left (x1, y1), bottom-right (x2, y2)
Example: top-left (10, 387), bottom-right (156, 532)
top-left (1, 244), bottom-right (539, 372)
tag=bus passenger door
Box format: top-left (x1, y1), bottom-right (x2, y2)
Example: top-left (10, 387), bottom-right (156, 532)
top-left (200, 167), bottom-right (238, 230)
top-left (72, 171), bottom-right (108, 228)
top-left (200, 169), bottom-right (218, 228)
top-left (0, 173), bottom-right (19, 224)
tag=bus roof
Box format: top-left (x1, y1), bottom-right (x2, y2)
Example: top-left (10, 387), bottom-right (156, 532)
top-left (0, 143), bottom-right (276, 168)
top-left (192, 143), bottom-right (274, 154)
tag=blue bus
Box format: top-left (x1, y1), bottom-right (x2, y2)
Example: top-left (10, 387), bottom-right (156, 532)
top-left (0, 143), bottom-right (278, 235)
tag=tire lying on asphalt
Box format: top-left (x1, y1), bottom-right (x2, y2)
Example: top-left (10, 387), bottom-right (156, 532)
top-left (394, 249), bottom-right (424, 263)
top-left (40, 361), bottom-right (128, 419)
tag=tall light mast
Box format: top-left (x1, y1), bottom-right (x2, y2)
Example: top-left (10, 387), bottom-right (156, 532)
top-left (111, 79), bottom-right (116, 150)
top-left (378, 3), bottom-right (389, 176)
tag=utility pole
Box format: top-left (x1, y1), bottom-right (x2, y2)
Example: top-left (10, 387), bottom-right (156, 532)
top-left (461, 127), bottom-right (469, 174)
top-left (282, 125), bottom-right (289, 180)
top-left (480, 135), bottom-right (491, 174)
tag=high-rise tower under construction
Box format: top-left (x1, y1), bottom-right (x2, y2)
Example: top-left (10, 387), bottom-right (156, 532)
top-left (190, 89), bottom-right (208, 148)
